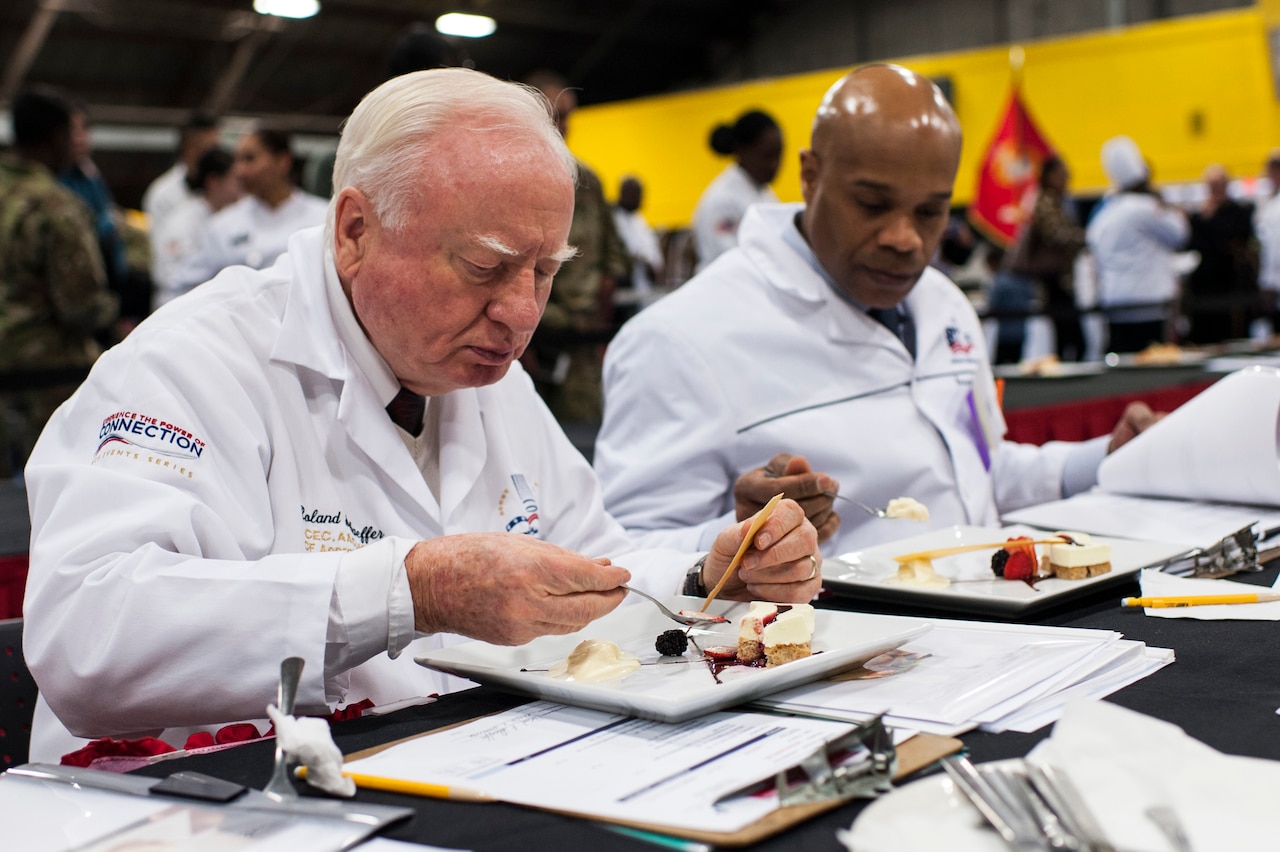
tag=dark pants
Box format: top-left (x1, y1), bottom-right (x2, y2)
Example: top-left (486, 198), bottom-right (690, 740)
top-left (1042, 274), bottom-right (1084, 362)
top-left (1107, 319), bottom-right (1166, 354)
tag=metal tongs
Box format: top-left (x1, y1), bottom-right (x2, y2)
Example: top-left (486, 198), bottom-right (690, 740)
top-left (776, 714), bottom-right (897, 806)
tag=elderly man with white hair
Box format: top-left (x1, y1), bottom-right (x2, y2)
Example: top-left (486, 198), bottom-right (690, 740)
top-left (1085, 135), bottom-right (1190, 354)
top-left (22, 68), bottom-right (822, 763)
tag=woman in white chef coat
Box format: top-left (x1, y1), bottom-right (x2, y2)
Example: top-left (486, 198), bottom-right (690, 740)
top-left (691, 109), bottom-right (783, 271)
top-left (170, 127), bottom-right (328, 296)
top-left (150, 147), bottom-right (242, 308)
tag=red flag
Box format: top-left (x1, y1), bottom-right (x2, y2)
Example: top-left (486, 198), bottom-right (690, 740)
top-left (968, 89), bottom-right (1055, 248)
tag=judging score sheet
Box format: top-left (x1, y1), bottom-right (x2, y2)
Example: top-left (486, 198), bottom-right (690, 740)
top-left (344, 701), bottom-right (863, 832)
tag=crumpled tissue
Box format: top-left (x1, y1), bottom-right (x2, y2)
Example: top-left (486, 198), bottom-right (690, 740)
top-left (266, 703), bottom-right (356, 797)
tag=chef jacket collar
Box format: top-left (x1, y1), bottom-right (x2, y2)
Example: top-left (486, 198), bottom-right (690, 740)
top-left (322, 250), bottom-right (401, 409)
top-left (780, 208), bottom-right (913, 326)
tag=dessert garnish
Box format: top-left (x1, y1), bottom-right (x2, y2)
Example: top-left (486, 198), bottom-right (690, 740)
top-left (990, 536), bottom-right (1040, 584)
top-left (655, 629), bottom-right (689, 657)
top-left (700, 492), bottom-right (784, 611)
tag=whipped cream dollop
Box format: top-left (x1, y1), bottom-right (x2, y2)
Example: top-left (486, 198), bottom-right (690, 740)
top-left (884, 497), bottom-right (930, 522)
top-left (884, 558), bottom-right (951, 589)
top-left (549, 639), bottom-right (642, 682)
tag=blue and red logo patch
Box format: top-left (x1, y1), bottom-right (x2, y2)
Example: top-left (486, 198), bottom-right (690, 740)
top-left (945, 326), bottom-right (975, 355)
top-left (97, 410), bottom-right (206, 459)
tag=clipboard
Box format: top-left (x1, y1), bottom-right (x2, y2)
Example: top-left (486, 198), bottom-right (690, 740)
top-left (343, 711), bottom-right (962, 847)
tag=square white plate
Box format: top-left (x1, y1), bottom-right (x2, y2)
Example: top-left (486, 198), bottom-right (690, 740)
top-left (416, 598), bottom-right (929, 723)
top-left (823, 524), bottom-right (1191, 615)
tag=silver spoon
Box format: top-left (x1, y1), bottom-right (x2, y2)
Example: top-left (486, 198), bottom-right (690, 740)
top-left (822, 491), bottom-right (892, 518)
top-left (621, 585), bottom-right (726, 626)
top-left (823, 491), bottom-right (928, 521)
top-left (263, 656), bottom-right (304, 800)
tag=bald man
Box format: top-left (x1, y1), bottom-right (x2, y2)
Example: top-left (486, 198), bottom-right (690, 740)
top-left (595, 65), bottom-right (1156, 556)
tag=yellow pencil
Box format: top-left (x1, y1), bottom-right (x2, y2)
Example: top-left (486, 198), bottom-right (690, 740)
top-left (295, 766), bottom-right (495, 802)
top-left (1121, 592), bottom-right (1280, 608)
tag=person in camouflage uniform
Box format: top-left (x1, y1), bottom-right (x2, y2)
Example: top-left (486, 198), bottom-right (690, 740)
top-left (525, 72), bottom-right (630, 424)
top-left (0, 86), bottom-right (118, 476)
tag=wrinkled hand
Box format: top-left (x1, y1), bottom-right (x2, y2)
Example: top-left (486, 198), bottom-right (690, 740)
top-left (1107, 401), bottom-right (1164, 453)
top-left (407, 534), bottom-right (630, 645)
top-left (735, 453), bottom-right (840, 544)
top-left (702, 498), bottom-right (821, 604)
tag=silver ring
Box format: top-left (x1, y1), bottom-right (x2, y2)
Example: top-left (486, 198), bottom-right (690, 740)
top-left (806, 554), bottom-right (819, 581)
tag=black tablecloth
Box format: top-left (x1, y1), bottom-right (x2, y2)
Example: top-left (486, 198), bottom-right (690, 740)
top-left (132, 564), bottom-right (1280, 851)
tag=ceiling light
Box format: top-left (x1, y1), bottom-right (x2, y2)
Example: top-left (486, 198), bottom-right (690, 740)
top-left (254, 0), bottom-right (320, 19)
top-left (436, 12), bottom-right (497, 38)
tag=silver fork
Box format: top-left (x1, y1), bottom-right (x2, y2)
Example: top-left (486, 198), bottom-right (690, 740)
top-left (1145, 805), bottom-right (1192, 852)
top-left (621, 585), bottom-right (725, 626)
top-left (263, 656), bottom-right (304, 800)
top-left (941, 756), bottom-right (1046, 851)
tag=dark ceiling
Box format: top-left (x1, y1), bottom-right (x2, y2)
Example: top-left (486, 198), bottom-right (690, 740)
top-left (1, 0), bottom-right (781, 133)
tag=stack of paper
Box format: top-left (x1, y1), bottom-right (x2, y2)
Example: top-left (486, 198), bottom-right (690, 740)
top-left (1004, 366), bottom-right (1280, 549)
top-left (343, 702), bottom-right (867, 835)
top-left (753, 619), bottom-right (1172, 736)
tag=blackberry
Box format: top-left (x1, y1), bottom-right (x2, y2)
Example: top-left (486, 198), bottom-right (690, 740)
top-left (990, 548), bottom-right (1009, 577)
top-left (655, 629), bottom-right (689, 656)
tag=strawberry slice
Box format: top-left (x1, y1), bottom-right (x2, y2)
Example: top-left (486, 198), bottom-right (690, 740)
top-left (1003, 549), bottom-right (1036, 582)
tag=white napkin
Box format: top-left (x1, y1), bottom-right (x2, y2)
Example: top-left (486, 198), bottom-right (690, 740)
top-left (1136, 568), bottom-right (1280, 620)
top-left (1098, 366), bottom-right (1280, 506)
top-left (1029, 699), bottom-right (1280, 851)
top-left (266, 703), bottom-right (356, 797)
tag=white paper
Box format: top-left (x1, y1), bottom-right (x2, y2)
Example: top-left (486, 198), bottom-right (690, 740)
top-left (344, 701), bottom-right (858, 833)
top-left (983, 644), bottom-right (1175, 733)
top-left (755, 621), bottom-right (1121, 733)
top-left (1097, 366), bottom-right (1280, 506)
top-left (1, 775), bottom-right (170, 850)
top-left (1001, 491), bottom-right (1280, 550)
top-left (1135, 568), bottom-right (1280, 620)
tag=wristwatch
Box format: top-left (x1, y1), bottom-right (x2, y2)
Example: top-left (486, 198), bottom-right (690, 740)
top-left (682, 554), bottom-right (708, 596)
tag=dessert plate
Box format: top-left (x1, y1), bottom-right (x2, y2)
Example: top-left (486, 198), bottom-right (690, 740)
top-left (416, 600), bottom-right (928, 723)
top-left (823, 524), bottom-right (1190, 616)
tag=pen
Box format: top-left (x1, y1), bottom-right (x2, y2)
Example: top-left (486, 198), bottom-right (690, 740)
top-left (1121, 592), bottom-right (1280, 608)
top-left (295, 766), bottom-right (495, 802)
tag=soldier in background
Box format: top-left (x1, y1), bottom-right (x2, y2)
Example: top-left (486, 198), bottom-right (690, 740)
top-left (0, 86), bottom-right (119, 477)
top-left (524, 70), bottom-right (630, 424)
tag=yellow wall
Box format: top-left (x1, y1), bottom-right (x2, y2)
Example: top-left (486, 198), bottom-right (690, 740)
top-left (569, 7), bottom-right (1280, 230)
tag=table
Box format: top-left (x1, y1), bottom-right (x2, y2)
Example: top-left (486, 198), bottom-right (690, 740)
top-left (1001, 365), bottom-right (1224, 445)
top-left (131, 562), bottom-right (1280, 851)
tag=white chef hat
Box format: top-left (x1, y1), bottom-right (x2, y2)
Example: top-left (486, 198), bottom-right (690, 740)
top-left (1101, 135), bottom-right (1149, 189)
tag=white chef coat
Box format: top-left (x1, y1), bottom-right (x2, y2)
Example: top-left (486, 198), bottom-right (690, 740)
top-left (1085, 192), bottom-right (1188, 322)
top-left (171, 189), bottom-right (329, 296)
top-left (597, 203), bottom-right (1103, 557)
top-left (24, 226), bottom-right (691, 761)
top-left (150, 195), bottom-right (213, 308)
top-left (142, 163), bottom-right (191, 226)
top-left (613, 207), bottom-right (664, 296)
top-left (1255, 193), bottom-right (1280, 294)
top-left (692, 163), bottom-right (778, 272)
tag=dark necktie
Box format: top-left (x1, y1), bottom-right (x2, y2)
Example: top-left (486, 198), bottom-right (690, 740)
top-left (869, 306), bottom-right (916, 356)
top-left (386, 387), bottom-right (426, 437)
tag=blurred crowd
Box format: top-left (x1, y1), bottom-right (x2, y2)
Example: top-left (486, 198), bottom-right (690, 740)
top-left (5, 35), bottom-right (1280, 479)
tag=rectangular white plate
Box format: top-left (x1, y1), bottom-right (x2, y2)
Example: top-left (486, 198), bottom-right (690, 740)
top-left (823, 524), bottom-right (1191, 615)
top-left (416, 598), bottom-right (928, 723)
